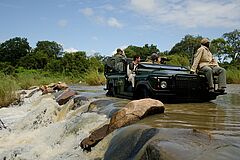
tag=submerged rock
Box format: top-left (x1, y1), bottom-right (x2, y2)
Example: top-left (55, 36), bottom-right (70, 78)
top-left (80, 98), bottom-right (165, 151)
top-left (103, 124), bottom-right (240, 160)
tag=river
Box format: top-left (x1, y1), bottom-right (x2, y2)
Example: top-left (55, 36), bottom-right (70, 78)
top-left (0, 84), bottom-right (239, 159)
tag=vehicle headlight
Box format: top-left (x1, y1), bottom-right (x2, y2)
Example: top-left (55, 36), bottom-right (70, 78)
top-left (160, 81), bottom-right (167, 89)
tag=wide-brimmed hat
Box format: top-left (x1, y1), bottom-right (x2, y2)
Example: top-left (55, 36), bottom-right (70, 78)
top-left (201, 38), bottom-right (210, 44)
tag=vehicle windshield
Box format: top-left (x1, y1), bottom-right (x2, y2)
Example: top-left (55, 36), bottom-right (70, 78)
top-left (139, 63), bottom-right (189, 71)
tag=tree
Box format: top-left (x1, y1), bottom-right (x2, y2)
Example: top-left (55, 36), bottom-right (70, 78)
top-left (61, 51), bottom-right (89, 75)
top-left (35, 41), bottom-right (63, 59)
top-left (169, 35), bottom-right (203, 59)
top-left (0, 37), bottom-right (31, 66)
top-left (125, 44), bottom-right (160, 60)
top-left (210, 38), bottom-right (227, 63)
top-left (222, 29), bottom-right (240, 63)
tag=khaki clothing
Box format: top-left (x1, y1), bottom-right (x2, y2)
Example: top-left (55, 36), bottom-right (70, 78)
top-left (191, 45), bottom-right (226, 89)
top-left (201, 66), bottom-right (226, 89)
top-left (191, 45), bottom-right (218, 72)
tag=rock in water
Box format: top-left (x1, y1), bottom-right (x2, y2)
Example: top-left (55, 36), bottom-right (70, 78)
top-left (80, 98), bottom-right (165, 151)
top-left (56, 89), bottom-right (77, 105)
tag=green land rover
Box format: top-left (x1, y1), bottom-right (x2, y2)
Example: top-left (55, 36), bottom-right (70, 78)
top-left (104, 56), bottom-right (225, 102)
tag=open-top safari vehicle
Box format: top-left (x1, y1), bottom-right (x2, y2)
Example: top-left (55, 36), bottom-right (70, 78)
top-left (104, 56), bottom-right (225, 103)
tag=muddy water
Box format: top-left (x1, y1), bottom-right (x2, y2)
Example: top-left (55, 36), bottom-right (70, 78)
top-left (138, 84), bottom-right (240, 136)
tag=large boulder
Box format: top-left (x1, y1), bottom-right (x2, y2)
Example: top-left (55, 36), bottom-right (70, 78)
top-left (80, 98), bottom-right (165, 151)
top-left (108, 98), bottom-right (164, 132)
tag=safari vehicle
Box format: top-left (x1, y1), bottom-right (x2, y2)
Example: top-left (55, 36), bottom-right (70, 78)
top-left (104, 56), bottom-right (225, 102)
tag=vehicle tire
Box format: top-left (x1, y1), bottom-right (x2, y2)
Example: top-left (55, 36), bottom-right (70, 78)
top-left (106, 84), bottom-right (115, 97)
top-left (137, 86), bottom-right (150, 99)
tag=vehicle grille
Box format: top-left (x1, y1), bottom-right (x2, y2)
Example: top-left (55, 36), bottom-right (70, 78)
top-left (175, 75), bottom-right (198, 89)
top-left (175, 75), bottom-right (198, 99)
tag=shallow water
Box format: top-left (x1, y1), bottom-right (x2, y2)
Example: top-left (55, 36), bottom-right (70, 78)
top-left (138, 84), bottom-right (240, 134)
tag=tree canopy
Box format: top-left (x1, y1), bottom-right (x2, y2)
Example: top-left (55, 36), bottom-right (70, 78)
top-left (0, 37), bottom-right (31, 66)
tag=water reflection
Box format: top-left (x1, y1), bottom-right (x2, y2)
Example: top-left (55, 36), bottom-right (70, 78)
top-left (71, 84), bottom-right (240, 137)
top-left (137, 84), bottom-right (240, 138)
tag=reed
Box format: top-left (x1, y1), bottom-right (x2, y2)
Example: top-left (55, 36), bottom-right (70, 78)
top-left (0, 74), bottom-right (19, 107)
top-left (84, 71), bottom-right (106, 86)
top-left (226, 69), bottom-right (240, 84)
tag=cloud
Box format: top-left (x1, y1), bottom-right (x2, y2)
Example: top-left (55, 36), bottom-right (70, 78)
top-left (107, 17), bottom-right (123, 28)
top-left (80, 7), bottom-right (94, 16)
top-left (128, 0), bottom-right (240, 28)
top-left (92, 36), bottom-right (98, 41)
top-left (58, 19), bottom-right (68, 27)
top-left (64, 48), bottom-right (79, 53)
top-left (80, 7), bottom-right (123, 28)
top-left (99, 4), bottom-right (115, 11)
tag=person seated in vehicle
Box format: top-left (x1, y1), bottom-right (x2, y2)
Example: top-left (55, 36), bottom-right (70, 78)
top-left (113, 48), bottom-right (126, 58)
top-left (112, 48), bottom-right (126, 72)
top-left (190, 38), bottom-right (226, 93)
top-left (145, 53), bottom-right (168, 64)
top-left (127, 55), bottom-right (141, 88)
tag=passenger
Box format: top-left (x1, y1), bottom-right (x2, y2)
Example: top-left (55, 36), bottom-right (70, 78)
top-left (148, 53), bottom-right (168, 64)
top-left (151, 53), bottom-right (160, 64)
top-left (127, 55), bottom-right (141, 88)
top-left (190, 38), bottom-right (226, 93)
top-left (113, 48), bottom-right (126, 58)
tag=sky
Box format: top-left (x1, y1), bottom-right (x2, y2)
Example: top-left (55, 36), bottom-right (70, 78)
top-left (0, 0), bottom-right (240, 56)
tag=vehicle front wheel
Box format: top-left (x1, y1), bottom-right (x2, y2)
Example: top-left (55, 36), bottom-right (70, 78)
top-left (106, 84), bottom-right (115, 97)
top-left (136, 86), bottom-right (150, 99)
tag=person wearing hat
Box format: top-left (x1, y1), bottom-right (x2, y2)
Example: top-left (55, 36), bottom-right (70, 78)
top-left (190, 38), bottom-right (226, 93)
top-left (114, 48), bottom-right (126, 58)
top-left (151, 53), bottom-right (160, 64)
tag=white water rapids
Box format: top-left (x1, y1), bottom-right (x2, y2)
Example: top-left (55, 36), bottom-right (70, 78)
top-left (0, 89), bottom-right (112, 160)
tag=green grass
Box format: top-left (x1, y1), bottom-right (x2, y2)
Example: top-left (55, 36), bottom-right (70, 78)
top-left (84, 71), bottom-right (106, 86)
top-left (0, 74), bottom-right (19, 107)
top-left (226, 69), bottom-right (240, 84)
top-left (0, 69), bottom-right (106, 107)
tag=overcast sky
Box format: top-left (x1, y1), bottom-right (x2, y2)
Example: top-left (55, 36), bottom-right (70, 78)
top-left (0, 0), bottom-right (239, 56)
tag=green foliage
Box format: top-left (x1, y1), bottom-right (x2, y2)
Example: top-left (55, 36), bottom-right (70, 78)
top-left (0, 73), bottom-right (19, 107)
top-left (0, 37), bottom-right (31, 66)
top-left (84, 71), bottom-right (106, 85)
top-left (165, 54), bottom-right (190, 66)
top-left (125, 44), bottom-right (160, 60)
top-left (222, 29), bottom-right (240, 62)
top-left (35, 41), bottom-right (63, 58)
top-left (88, 56), bottom-right (104, 72)
top-left (0, 62), bottom-right (16, 75)
top-left (61, 51), bottom-right (89, 75)
top-left (226, 68), bottom-right (240, 84)
top-left (210, 38), bottom-right (227, 63)
top-left (169, 35), bottom-right (203, 60)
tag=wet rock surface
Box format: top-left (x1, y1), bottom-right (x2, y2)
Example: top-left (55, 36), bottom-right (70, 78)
top-left (104, 124), bottom-right (240, 160)
top-left (80, 98), bottom-right (165, 151)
